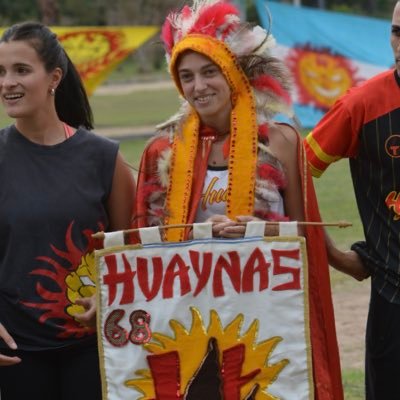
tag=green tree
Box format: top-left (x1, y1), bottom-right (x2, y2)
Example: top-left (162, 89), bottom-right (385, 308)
top-left (299, 0), bottom-right (394, 18)
top-left (37, 0), bottom-right (60, 24)
top-left (60, 0), bottom-right (108, 25)
top-left (0, 0), bottom-right (39, 24)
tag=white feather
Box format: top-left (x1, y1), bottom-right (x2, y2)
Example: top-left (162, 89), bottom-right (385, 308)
top-left (257, 113), bottom-right (268, 125)
top-left (258, 141), bottom-right (269, 154)
top-left (157, 148), bottom-right (172, 188)
top-left (255, 185), bottom-right (281, 203)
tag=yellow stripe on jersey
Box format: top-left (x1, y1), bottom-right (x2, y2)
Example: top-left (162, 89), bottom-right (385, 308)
top-left (308, 163), bottom-right (324, 178)
top-left (306, 133), bottom-right (342, 165)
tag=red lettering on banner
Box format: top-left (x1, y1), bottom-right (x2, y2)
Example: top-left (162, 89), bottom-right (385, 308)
top-left (271, 249), bottom-right (301, 291)
top-left (103, 254), bottom-right (136, 305)
top-left (190, 250), bottom-right (213, 297)
top-left (137, 257), bottom-right (163, 301)
top-left (163, 254), bottom-right (191, 298)
top-left (242, 247), bottom-right (271, 292)
top-left (213, 252), bottom-right (241, 297)
top-left (102, 246), bottom-right (303, 305)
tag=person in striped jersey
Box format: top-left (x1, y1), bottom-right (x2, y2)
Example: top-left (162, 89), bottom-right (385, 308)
top-left (305, 2), bottom-right (400, 398)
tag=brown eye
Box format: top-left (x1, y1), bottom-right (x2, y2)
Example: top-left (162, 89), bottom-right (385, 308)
top-left (16, 66), bottom-right (29, 74)
top-left (392, 27), bottom-right (400, 37)
top-left (205, 67), bottom-right (217, 76)
top-left (179, 73), bottom-right (192, 82)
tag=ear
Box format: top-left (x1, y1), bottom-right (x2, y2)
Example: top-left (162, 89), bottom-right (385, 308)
top-left (49, 67), bottom-right (63, 91)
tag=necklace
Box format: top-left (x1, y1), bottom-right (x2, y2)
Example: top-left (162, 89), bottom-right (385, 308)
top-left (214, 131), bottom-right (230, 142)
top-left (199, 125), bottom-right (231, 159)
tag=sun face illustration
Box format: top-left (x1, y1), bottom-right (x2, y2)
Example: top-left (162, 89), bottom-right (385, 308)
top-left (58, 30), bottom-right (130, 81)
top-left (125, 307), bottom-right (288, 399)
top-left (286, 44), bottom-right (361, 110)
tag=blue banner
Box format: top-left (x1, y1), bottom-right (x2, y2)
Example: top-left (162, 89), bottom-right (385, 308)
top-left (255, 0), bottom-right (393, 127)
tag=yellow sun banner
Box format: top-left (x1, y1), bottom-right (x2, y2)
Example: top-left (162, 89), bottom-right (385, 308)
top-left (0, 26), bottom-right (158, 96)
top-left (95, 230), bottom-right (314, 400)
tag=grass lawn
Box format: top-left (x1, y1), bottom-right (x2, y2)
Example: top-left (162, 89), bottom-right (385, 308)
top-left (91, 89), bottom-right (180, 128)
top-left (343, 369), bottom-right (365, 400)
top-left (0, 88), bottom-right (180, 129)
top-left (120, 137), bottom-right (148, 170)
top-left (0, 109), bottom-right (12, 128)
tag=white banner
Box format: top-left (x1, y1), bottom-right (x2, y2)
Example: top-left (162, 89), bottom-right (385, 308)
top-left (96, 237), bottom-right (313, 400)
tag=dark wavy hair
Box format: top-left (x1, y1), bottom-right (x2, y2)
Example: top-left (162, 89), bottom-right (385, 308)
top-left (1, 21), bottom-right (93, 129)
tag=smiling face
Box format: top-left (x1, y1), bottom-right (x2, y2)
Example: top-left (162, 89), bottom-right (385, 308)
top-left (391, 1), bottom-right (400, 75)
top-left (177, 51), bottom-right (232, 131)
top-left (0, 40), bottom-right (61, 121)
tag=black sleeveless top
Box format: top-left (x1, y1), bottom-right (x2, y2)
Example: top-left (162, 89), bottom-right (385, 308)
top-left (0, 126), bottom-right (118, 350)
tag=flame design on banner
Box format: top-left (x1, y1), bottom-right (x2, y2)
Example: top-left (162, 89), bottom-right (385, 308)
top-left (125, 307), bottom-right (288, 400)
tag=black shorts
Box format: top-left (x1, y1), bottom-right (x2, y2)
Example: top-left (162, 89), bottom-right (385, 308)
top-left (366, 286), bottom-right (400, 400)
top-left (0, 339), bottom-right (101, 400)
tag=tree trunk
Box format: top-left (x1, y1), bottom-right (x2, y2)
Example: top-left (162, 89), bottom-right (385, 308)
top-left (37, 0), bottom-right (60, 25)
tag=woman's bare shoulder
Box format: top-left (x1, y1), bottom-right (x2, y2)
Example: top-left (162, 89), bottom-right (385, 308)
top-left (267, 122), bottom-right (299, 161)
top-left (268, 122), bottom-right (299, 146)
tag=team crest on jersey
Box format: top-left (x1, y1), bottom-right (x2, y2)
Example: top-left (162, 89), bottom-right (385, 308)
top-left (385, 135), bottom-right (400, 158)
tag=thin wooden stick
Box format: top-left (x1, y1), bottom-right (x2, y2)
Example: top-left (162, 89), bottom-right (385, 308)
top-left (92, 220), bottom-right (352, 239)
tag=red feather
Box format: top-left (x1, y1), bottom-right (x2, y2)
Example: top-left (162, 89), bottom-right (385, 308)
top-left (251, 75), bottom-right (291, 105)
top-left (151, 208), bottom-right (166, 218)
top-left (181, 5), bottom-right (192, 19)
top-left (258, 123), bottom-right (269, 141)
top-left (258, 163), bottom-right (287, 189)
top-left (161, 18), bottom-right (175, 54)
top-left (219, 22), bottom-right (238, 40)
top-left (189, 2), bottom-right (240, 37)
top-left (142, 183), bottom-right (164, 201)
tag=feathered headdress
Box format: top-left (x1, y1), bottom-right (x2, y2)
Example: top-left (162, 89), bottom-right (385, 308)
top-left (161, 1), bottom-right (240, 57)
top-left (158, 0), bottom-right (293, 241)
top-left (161, 0), bottom-right (276, 58)
top-left (161, 0), bottom-right (293, 124)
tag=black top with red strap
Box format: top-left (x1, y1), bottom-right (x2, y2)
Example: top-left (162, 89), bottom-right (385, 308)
top-left (0, 126), bottom-right (118, 350)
